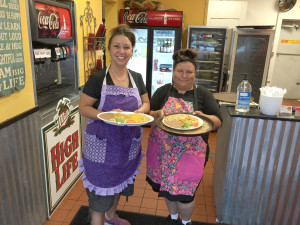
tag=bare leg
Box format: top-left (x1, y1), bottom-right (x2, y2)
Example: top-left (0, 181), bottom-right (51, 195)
top-left (106, 194), bottom-right (121, 219)
top-left (165, 198), bottom-right (179, 214)
top-left (91, 210), bottom-right (105, 225)
top-left (177, 199), bottom-right (195, 221)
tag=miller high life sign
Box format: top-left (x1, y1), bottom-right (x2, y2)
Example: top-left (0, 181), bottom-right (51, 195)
top-left (42, 98), bottom-right (81, 215)
top-left (120, 9), bottom-right (183, 27)
top-left (34, 2), bottom-right (72, 39)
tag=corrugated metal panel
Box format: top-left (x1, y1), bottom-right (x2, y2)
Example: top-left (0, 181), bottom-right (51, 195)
top-left (213, 107), bottom-right (300, 225)
top-left (0, 112), bottom-right (47, 225)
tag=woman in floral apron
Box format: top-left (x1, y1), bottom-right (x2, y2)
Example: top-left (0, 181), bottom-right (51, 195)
top-left (79, 25), bottom-right (150, 225)
top-left (146, 49), bottom-right (222, 225)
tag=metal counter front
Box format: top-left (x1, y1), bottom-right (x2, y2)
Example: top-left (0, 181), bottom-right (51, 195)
top-left (213, 106), bottom-right (300, 225)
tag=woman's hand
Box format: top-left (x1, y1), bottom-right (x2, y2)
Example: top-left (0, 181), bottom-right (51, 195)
top-left (150, 108), bottom-right (168, 119)
top-left (193, 111), bottom-right (222, 130)
top-left (111, 108), bottom-right (123, 112)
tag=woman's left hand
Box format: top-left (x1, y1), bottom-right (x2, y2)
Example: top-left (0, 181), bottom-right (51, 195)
top-left (134, 109), bottom-right (144, 114)
top-left (193, 111), bottom-right (203, 116)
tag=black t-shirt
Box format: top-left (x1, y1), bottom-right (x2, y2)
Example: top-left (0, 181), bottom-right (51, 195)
top-left (83, 69), bottom-right (147, 109)
top-left (150, 83), bottom-right (222, 121)
top-left (150, 83), bottom-right (222, 149)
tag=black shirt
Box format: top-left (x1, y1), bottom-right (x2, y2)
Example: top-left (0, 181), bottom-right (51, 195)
top-left (83, 69), bottom-right (147, 109)
top-left (150, 83), bottom-right (222, 122)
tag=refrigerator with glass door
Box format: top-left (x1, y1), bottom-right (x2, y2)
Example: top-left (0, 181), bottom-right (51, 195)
top-left (121, 10), bottom-right (183, 97)
top-left (187, 26), bottom-right (227, 93)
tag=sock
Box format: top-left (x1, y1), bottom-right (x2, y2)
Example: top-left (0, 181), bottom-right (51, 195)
top-left (181, 219), bottom-right (192, 224)
top-left (170, 213), bottom-right (179, 220)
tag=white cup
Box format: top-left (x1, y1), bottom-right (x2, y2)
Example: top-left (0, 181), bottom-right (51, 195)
top-left (259, 95), bottom-right (283, 116)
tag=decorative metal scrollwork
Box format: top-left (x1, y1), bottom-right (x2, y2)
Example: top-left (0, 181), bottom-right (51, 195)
top-left (80, 1), bottom-right (105, 82)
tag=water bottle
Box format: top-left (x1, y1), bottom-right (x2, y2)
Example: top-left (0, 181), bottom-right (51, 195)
top-left (235, 74), bottom-right (252, 112)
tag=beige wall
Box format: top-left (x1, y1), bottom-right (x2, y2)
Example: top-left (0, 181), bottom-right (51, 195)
top-left (0, 0), bottom-right (103, 124)
top-left (104, 0), bottom-right (208, 59)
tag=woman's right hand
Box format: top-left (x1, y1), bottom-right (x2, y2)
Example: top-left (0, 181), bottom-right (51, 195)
top-left (150, 108), bottom-right (168, 119)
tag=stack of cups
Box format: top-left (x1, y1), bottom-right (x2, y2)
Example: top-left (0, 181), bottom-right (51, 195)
top-left (259, 86), bottom-right (287, 116)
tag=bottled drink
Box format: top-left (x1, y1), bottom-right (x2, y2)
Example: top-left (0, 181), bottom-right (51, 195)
top-left (235, 74), bottom-right (252, 112)
top-left (156, 39), bottom-right (160, 52)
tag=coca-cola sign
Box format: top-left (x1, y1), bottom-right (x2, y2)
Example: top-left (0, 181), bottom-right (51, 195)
top-left (147, 11), bottom-right (183, 27)
top-left (38, 12), bottom-right (60, 30)
top-left (35, 2), bottom-right (72, 39)
top-left (120, 9), bottom-right (183, 27)
top-left (120, 9), bottom-right (147, 26)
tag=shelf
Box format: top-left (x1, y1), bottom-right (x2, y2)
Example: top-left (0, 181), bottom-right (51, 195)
top-left (83, 36), bottom-right (105, 51)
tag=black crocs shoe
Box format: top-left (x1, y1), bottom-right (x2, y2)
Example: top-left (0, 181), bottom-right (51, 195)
top-left (166, 215), bottom-right (180, 225)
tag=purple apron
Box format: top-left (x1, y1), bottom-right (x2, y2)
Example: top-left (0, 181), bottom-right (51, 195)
top-left (147, 85), bottom-right (207, 196)
top-left (79, 66), bottom-right (144, 196)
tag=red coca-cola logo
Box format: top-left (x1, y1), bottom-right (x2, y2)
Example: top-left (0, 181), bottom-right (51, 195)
top-left (121, 10), bottom-right (147, 25)
top-left (38, 12), bottom-right (60, 30)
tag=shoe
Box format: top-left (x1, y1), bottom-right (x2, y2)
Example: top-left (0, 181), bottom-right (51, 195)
top-left (166, 215), bottom-right (180, 225)
top-left (179, 221), bottom-right (192, 225)
top-left (104, 214), bottom-right (131, 225)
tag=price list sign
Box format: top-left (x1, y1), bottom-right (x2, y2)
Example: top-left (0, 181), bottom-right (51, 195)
top-left (0, 0), bottom-right (25, 96)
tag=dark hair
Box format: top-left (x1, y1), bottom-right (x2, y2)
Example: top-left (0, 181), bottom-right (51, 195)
top-left (108, 24), bottom-right (136, 50)
top-left (173, 48), bottom-right (197, 70)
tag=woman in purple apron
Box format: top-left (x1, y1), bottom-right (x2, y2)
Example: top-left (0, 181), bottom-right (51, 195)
top-left (146, 49), bottom-right (222, 225)
top-left (79, 25), bottom-right (150, 225)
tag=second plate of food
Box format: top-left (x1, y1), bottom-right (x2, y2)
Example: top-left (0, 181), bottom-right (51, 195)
top-left (162, 114), bottom-right (203, 130)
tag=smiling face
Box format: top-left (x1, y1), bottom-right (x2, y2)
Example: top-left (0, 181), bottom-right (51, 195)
top-left (173, 61), bottom-right (196, 93)
top-left (108, 35), bottom-right (133, 67)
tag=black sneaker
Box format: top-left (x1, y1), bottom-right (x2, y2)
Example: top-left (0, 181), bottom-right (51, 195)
top-left (179, 221), bottom-right (192, 225)
top-left (165, 215), bottom-right (180, 225)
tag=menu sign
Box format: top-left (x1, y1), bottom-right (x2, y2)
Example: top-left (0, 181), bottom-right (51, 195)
top-left (0, 0), bottom-right (25, 96)
top-left (35, 2), bottom-right (72, 39)
top-left (42, 98), bottom-right (81, 215)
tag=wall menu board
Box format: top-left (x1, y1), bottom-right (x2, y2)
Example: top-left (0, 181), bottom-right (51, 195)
top-left (0, 0), bottom-right (25, 96)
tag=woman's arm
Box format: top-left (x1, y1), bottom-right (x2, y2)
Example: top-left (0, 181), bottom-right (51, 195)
top-left (79, 93), bottom-right (101, 120)
top-left (134, 93), bottom-right (150, 114)
top-left (193, 111), bottom-right (222, 130)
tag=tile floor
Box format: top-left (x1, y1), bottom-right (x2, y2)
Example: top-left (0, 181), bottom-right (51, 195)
top-left (44, 128), bottom-right (218, 225)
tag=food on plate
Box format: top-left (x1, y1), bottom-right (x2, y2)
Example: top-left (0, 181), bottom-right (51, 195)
top-left (98, 112), bottom-right (152, 124)
top-left (163, 114), bottom-right (202, 129)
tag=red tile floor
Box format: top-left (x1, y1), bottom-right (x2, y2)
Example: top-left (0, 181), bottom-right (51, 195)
top-left (44, 128), bottom-right (218, 225)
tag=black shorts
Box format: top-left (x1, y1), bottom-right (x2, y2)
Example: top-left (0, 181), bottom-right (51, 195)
top-left (86, 183), bottom-right (134, 212)
top-left (146, 176), bottom-right (199, 203)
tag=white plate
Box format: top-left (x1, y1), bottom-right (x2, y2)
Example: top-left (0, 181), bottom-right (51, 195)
top-left (97, 111), bottom-right (154, 126)
top-left (162, 114), bottom-right (204, 130)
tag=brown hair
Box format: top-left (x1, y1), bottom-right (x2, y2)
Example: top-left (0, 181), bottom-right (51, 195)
top-left (108, 24), bottom-right (136, 50)
top-left (173, 48), bottom-right (197, 70)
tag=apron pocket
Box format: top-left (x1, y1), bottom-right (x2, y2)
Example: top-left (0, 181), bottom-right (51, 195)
top-left (146, 136), bottom-right (160, 169)
top-left (175, 151), bottom-right (205, 183)
top-left (83, 133), bottom-right (107, 164)
top-left (129, 128), bottom-right (143, 161)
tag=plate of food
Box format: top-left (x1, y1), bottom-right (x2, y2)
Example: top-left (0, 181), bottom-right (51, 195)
top-left (97, 112), bottom-right (154, 126)
top-left (162, 114), bottom-right (203, 130)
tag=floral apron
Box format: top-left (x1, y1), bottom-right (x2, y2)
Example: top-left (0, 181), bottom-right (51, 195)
top-left (147, 85), bottom-right (207, 196)
top-left (79, 66), bottom-right (144, 196)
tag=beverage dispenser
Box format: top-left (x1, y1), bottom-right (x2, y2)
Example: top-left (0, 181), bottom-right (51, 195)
top-left (29, 0), bottom-right (79, 108)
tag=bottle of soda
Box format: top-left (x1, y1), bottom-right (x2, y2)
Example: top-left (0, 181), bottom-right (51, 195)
top-left (235, 73), bottom-right (252, 112)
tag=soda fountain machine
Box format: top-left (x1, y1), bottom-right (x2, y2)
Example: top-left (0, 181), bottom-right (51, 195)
top-left (29, 0), bottom-right (79, 109)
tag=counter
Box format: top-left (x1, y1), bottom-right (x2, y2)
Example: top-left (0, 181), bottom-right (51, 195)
top-left (213, 106), bottom-right (300, 225)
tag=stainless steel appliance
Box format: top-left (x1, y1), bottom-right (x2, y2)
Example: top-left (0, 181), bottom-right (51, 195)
top-left (187, 26), bottom-right (227, 92)
top-left (227, 28), bottom-right (275, 102)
